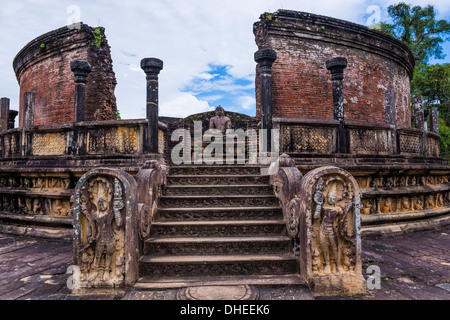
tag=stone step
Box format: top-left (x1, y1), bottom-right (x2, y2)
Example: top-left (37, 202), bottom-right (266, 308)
top-left (134, 274), bottom-right (308, 290)
top-left (0, 222), bottom-right (73, 241)
top-left (150, 220), bottom-right (287, 238)
top-left (0, 212), bottom-right (73, 228)
top-left (139, 254), bottom-right (299, 278)
top-left (159, 195), bottom-right (278, 208)
top-left (155, 206), bottom-right (283, 221)
top-left (167, 175), bottom-right (270, 186)
top-left (164, 185), bottom-right (274, 196)
top-left (144, 236), bottom-right (293, 256)
top-left (169, 166), bottom-right (262, 176)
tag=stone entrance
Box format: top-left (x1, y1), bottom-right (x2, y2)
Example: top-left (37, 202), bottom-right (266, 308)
top-left (137, 163), bottom-right (301, 286)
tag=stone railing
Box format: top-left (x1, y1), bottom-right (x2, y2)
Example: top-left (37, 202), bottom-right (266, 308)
top-left (0, 128), bottom-right (22, 158)
top-left (397, 127), bottom-right (423, 156)
top-left (347, 121), bottom-right (391, 156)
top-left (0, 120), bottom-right (167, 159)
top-left (275, 118), bottom-right (338, 155)
top-left (274, 118), bottom-right (441, 158)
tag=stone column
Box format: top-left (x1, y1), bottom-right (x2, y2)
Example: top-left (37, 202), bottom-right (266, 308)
top-left (255, 49), bottom-right (277, 152)
top-left (22, 92), bottom-right (35, 128)
top-left (70, 60), bottom-right (92, 123)
top-left (385, 90), bottom-right (397, 154)
top-left (326, 57), bottom-right (348, 154)
top-left (141, 58), bottom-right (164, 154)
top-left (8, 110), bottom-right (18, 130)
top-left (414, 96), bottom-right (426, 156)
top-left (414, 96), bottom-right (425, 130)
top-left (22, 92), bottom-right (35, 156)
top-left (430, 107), bottom-right (439, 134)
top-left (0, 98), bottom-right (10, 132)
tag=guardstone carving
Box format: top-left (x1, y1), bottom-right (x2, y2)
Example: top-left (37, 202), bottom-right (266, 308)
top-left (298, 166), bottom-right (365, 295)
top-left (73, 168), bottom-right (138, 289)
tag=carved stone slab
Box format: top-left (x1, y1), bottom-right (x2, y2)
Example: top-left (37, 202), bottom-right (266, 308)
top-left (73, 168), bottom-right (138, 289)
top-left (298, 166), bottom-right (365, 295)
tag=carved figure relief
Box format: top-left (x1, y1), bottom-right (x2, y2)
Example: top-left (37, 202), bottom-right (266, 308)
top-left (298, 166), bottom-right (365, 295)
top-left (77, 176), bottom-right (126, 287)
top-left (311, 176), bottom-right (357, 275)
top-left (381, 197), bottom-right (394, 214)
top-left (413, 196), bottom-right (424, 211)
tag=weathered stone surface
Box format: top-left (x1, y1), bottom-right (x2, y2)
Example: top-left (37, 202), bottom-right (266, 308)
top-left (209, 106), bottom-right (232, 133)
top-left (177, 285), bottom-right (259, 300)
top-left (13, 24), bottom-right (117, 126)
top-left (135, 160), bottom-right (168, 240)
top-left (73, 168), bottom-right (138, 289)
top-left (270, 154), bottom-right (303, 238)
top-left (297, 166), bottom-right (366, 294)
top-left (141, 57), bottom-right (163, 154)
top-left (0, 98), bottom-right (10, 132)
top-left (254, 10), bottom-right (414, 127)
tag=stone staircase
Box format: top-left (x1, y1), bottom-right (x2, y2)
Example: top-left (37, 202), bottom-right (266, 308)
top-left (135, 164), bottom-right (304, 289)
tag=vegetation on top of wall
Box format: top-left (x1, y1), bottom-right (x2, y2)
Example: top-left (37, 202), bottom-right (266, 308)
top-left (260, 12), bottom-right (278, 22)
top-left (92, 27), bottom-right (105, 50)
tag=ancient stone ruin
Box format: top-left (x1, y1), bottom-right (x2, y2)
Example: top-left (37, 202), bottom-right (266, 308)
top-left (0, 10), bottom-right (448, 295)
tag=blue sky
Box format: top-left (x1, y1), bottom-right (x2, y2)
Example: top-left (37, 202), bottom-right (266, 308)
top-left (0, 0), bottom-right (449, 120)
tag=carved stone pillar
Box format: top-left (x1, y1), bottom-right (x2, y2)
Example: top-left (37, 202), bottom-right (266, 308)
top-left (0, 98), bottom-right (10, 132)
top-left (255, 49), bottom-right (277, 152)
top-left (22, 92), bottom-right (35, 156)
top-left (141, 58), bottom-right (164, 154)
top-left (385, 89), bottom-right (397, 154)
top-left (8, 110), bottom-right (18, 130)
top-left (430, 107), bottom-right (439, 134)
top-left (22, 92), bottom-right (35, 128)
top-left (414, 96), bottom-right (427, 156)
top-left (73, 168), bottom-right (139, 289)
top-left (326, 57), bottom-right (348, 154)
top-left (298, 166), bottom-right (365, 295)
top-left (70, 60), bottom-right (92, 123)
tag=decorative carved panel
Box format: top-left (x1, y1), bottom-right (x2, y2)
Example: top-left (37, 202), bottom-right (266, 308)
top-left (349, 129), bottom-right (389, 154)
top-left (427, 135), bottom-right (440, 158)
top-left (281, 125), bottom-right (334, 154)
top-left (73, 168), bottom-right (138, 289)
top-left (399, 132), bottom-right (421, 155)
top-left (298, 166), bottom-right (365, 294)
top-left (32, 133), bottom-right (67, 156)
top-left (86, 127), bottom-right (140, 155)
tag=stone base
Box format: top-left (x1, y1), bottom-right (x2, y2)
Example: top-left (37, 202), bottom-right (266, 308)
top-left (309, 274), bottom-right (366, 296)
top-left (177, 285), bottom-right (259, 300)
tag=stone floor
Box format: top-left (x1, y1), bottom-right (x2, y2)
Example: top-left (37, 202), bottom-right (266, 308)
top-left (0, 226), bottom-right (449, 301)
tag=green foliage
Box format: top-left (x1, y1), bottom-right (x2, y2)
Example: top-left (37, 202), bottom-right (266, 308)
top-left (439, 115), bottom-right (450, 157)
top-left (380, 3), bottom-right (450, 157)
top-left (260, 12), bottom-right (278, 22)
top-left (92, 27), bottom-right (105, 49)
top-left (412, 63), bottom-right (450, 122)
top-left (40, 43), bottom-right (45, 48)
top-left (379, 2), bottom-right (450, 65)
top-left (116, 110), bottom-right (122, 120)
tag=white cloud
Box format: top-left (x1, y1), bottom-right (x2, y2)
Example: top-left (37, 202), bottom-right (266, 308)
top-left (239, 96), bottom-right (257, 111)
top-left (0, 0), bottom-right (449, 121)
top-left (160, 92), bottom-right (213, 118)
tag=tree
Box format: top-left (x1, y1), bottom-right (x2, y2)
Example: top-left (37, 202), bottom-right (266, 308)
top-left (380, 3), bottom-right (450, 157)
top-left (380, 2), bottom-right (450, 65)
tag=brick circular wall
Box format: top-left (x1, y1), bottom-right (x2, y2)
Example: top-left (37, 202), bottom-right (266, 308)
top-left (254, 10), bottom-right (415, 128)
top-left (13, 24), bottom-right (117, 127)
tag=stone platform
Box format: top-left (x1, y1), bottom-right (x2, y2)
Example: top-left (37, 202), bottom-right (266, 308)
top-left (0, 225), bottom-right (448, 300)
